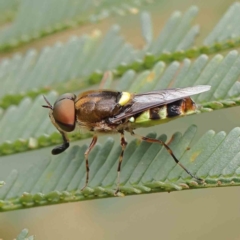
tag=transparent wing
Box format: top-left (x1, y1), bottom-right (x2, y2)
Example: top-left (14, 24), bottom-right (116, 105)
top-left (109, 85), bottom-right (211, 123)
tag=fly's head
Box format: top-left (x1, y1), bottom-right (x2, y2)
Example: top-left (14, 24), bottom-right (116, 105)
top-left (42, 93), bottom-right (77, 132)
top-left (42, 93), bottom-right (77, 155)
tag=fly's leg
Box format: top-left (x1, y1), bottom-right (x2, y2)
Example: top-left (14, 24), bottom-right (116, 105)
top-left (115, 131), bottom-right (127, 195)
top-left (52, 131), bottom-right (69, 155)
top-left (130, 131), bottom-right (202, 182)
top-left (81, 135), bottom-right (98, 191)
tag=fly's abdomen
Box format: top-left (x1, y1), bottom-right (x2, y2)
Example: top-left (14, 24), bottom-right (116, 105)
top-left (130, 97), bottom-right (197, 127)
top-left (166, 97), bottom-right (196, 118)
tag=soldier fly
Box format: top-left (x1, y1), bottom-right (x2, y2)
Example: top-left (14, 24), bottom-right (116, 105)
top-left (43, 85), bottom-right (210, 195)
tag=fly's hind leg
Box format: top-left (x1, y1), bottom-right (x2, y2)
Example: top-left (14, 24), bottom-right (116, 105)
top-left (130, 131), bottom-right (202, 182)
top-left (115, 131), bottom-right (127, 195)
top-left (81, 135), bottom-right (98, 191)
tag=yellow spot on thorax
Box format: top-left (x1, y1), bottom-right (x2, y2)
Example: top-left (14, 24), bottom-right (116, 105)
top-left (118, 92), bottom-right (131, 106)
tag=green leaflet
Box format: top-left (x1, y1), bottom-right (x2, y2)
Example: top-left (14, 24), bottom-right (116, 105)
top-left (1, 3), bottom-right (240, 106)
top-left (1, 125), bottom-right (240, 211)
top-left (0, 0), bottom-right (151, 51)
top-left (0, 2), bottom-right (240, 214)
top-left (1, 50), bottom-right (240, 155)
top-left (16, 229), bottom-right (34, 240)
top-left (0, 0), bottom-right (17, 24)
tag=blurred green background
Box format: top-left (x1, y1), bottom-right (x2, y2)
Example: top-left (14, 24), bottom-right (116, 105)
top-left (1, 0), bottom-right (240, 239)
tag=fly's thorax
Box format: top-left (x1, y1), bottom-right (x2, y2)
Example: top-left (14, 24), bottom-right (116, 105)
top-left (75, 90), bottom-right (133, 123)
top-left (78, 119), bottom-right (124, 134)
top-left (128, 97), bottom-right (197, 127)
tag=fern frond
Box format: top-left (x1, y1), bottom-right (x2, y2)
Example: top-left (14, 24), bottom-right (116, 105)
top-left (16, 229), bottom-right (34, 240)
top-left (0, 0), bottom-right (18, 24)
top-left (1, 125), bottom-right (240, 211)
top-left (0, 3), bottom-right (240, 105)
top-left (0, 0), bottom-right (152, 51)
top-left (1, 51), bottom-right (240, 155)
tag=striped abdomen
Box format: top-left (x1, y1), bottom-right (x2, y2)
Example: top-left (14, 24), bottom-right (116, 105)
top-left (130, 97), bottom-right (197, 127)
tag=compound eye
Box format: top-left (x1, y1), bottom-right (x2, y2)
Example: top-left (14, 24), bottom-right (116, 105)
top-left (52, 93), bottom-right (76, 132)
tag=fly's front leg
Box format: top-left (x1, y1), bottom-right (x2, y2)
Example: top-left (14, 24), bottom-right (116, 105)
top-left (115, 131), bottom-right (127, 195)
top-left (52, 131), bottom-right (69, 155)
top-left (130, 131), bottom-right (202, 182)
top-left (81, 135), bottom-right (98, 191)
